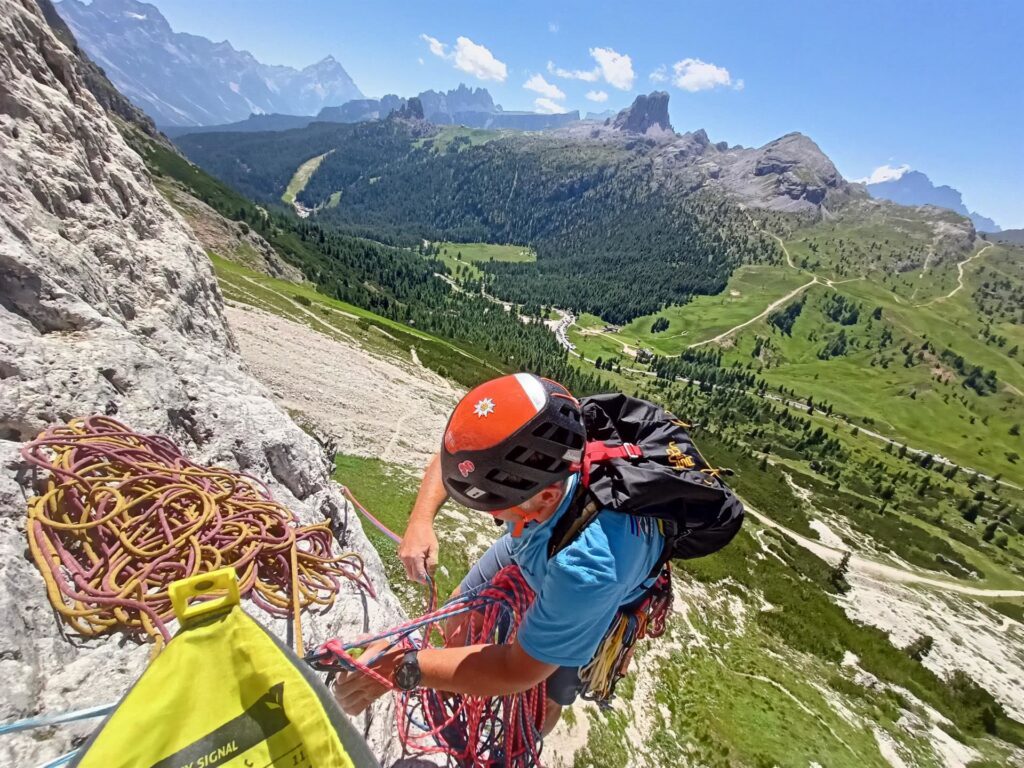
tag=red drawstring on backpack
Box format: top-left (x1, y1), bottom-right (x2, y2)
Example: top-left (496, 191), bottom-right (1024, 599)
top-left (578, 441), bottom-right (644, 487)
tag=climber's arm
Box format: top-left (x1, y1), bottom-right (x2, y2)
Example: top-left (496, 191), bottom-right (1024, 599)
top-left (398, 452), bottom-right (445, 583)
top-left (333, 640), bottom-right (556, 715)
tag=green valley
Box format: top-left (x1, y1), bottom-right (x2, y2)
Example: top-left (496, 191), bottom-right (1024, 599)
top-left (157, 93), bottom-right (1024, 767)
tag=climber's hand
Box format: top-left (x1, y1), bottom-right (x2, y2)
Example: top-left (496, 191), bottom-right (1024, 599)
top-left (398, 521), bottom-right (438, 584)
top-left (332, 639), bottom-right (399, 716)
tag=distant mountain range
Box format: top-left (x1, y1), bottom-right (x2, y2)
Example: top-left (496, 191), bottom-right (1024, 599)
top-left (55, 0), bottom-right (362, 126)
top-left (165, 85), bottom-right (583, 138)
top-left (865, 169), bottom-right (1000, 232)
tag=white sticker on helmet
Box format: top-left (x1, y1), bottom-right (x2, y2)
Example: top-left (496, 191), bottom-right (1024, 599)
top-left (465, 486), bottom-right (487, 499)
top-left (514, 372), bottom-right (546, 412)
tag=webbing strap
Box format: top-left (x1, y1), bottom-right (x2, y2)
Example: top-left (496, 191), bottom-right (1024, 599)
top-left (581, 441), bottom-right (644, 487)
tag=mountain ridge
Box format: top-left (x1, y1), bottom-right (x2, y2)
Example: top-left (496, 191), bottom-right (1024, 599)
top-left (866, 169), bottom-right (1000, 232)
top-left (54, 0), bottom-right (363, 125)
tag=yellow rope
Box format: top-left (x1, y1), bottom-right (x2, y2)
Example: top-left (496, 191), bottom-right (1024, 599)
top-left (22, 416), bottom-right (370, 655)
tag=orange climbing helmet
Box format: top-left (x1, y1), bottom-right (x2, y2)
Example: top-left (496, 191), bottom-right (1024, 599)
top-left (441, 373), bottom-right (586, 511)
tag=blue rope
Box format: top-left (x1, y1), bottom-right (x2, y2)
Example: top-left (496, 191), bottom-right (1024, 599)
top-left (0, 703), bottom-right (114, 735)
top-left (37, 748), bottom-right (80, 768)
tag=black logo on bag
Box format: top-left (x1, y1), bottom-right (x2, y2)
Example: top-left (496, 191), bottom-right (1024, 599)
top-left (150, 683), bottom-right (290, 768)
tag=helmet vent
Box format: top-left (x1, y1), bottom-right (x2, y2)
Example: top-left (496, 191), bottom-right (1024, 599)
top-left (560, 405), bottom-right (581, 422)
top-left (486, 469), bottom-right (534, 491)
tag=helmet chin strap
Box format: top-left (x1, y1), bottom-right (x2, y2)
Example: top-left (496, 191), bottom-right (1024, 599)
top-left (504, 505), bottom-right (545, 537)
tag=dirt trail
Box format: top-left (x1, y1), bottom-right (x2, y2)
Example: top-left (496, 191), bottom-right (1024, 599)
top-left (917, 243), bottom-right (994, 307)
top-left (747, 504), bottom-right (1024, 598)
top-left (689, 234), bottom-right (867, 349)
top-left (688, 277), bottom-right (819, 348)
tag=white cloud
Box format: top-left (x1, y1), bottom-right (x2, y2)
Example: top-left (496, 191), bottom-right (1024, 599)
top-left (649, 65), bottom-right (668, 83)
top-left (534, 97), bottom-right (568, 114)
top-left (855, 163), bottom-right (911, 184)
top-left (548, 47), bottom-right (635, 90)
top-left (417, 57), bottom-right (425, 66)
top-left (419, 34), bottom-right (508, 82)
top-left (672, 58), bottom-right (735, 92)
top-left (548, 21), bottom-right (559, 33)
top-left (547, 60), bottom-right (600, 82)
top-left (420, 34), bottom-right (448, 59)
top-left (585, 90), bottom-right (608, 103)
top-left (734, 78), bottom-right (745, 91)
top-left (452, 37), bottom-right (507, 81)
top-left (590, 47), bottom-right (634, 90)
top-left (524, 73), bottom-right (565, 100)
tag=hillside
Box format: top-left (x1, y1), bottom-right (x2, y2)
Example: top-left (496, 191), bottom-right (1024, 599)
top-left (159, 90), bottom-right (1024, 768)
top-left (199, 240), bottom-right (1024, 768)
top-left (192, 221), bottom-right (1024, 768)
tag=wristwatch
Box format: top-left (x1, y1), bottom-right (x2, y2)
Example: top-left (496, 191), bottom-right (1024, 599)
top-left (393, 650), bottom-right (421, 691)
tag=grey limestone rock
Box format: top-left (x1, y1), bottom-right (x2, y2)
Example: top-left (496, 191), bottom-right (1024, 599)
top-left (0, 1), bottom-right (406, 763)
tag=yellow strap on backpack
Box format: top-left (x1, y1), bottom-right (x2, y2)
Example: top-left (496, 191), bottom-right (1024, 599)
top-left (71, 568), bottom-right (378, 768)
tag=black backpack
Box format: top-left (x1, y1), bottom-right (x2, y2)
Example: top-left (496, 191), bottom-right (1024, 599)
top-left (547, 394), bottom-right (745, 563)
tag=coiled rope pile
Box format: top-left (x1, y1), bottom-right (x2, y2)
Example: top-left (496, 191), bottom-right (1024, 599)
top-left (22, 416), bottom-right (370, 654)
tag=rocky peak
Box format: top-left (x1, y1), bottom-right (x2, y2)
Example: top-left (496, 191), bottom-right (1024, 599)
top-left (394, 95), bottom-right (425, 121)
top-left (753, 132), bottom-right (842, 189)
top-left (53, 0), bottom-right (363, 125)
top-left (613, 91), bottom-right (673, 136)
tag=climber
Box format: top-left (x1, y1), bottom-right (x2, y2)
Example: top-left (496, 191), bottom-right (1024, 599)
top-left (332, 373), bottom-right (665, 731)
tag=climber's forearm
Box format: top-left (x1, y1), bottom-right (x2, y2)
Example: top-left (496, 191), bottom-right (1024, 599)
top-left (418, 642), bottom-right (557, 697)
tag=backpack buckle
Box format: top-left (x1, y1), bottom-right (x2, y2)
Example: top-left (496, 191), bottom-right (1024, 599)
top-left (621, 443), bottom-right (643, 460)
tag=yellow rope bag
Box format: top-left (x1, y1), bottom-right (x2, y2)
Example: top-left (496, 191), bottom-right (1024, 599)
top-left (71, 569), bottom-right (378, 768)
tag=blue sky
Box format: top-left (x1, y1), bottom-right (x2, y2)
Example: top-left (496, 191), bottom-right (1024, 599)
top-left (154, 0), bottom-right (1024, 228)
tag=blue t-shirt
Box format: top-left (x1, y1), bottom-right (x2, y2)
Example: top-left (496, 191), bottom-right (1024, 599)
top-left (507, 473), bottom-right (664, 667)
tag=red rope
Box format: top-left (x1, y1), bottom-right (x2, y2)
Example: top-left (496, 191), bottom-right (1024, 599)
top-left (311, 565), bottom-right (547, 767)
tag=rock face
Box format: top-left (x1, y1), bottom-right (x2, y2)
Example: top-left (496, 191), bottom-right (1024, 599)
top-left (54, 0), bottom-right (363, 126)
top-left (0, 1), bottom-right (404, 763)
top-left (612, 91), bottom-right (673, 136)
top-left (417, 84), bottom-right (496, 121)
top-left (718, 131), bottom-right (848, 210)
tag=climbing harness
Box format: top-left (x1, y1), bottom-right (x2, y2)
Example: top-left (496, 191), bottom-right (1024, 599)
top-left (332, 485), bottom-right (674, 766)
top-left (22, 416), bottom-right (371, 655)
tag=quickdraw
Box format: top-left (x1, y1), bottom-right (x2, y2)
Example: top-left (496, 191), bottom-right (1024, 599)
top-left (579, 565), bottom-right (673, 702)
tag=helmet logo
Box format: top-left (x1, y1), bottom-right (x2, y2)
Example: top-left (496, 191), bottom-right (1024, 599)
top-left (473, 398), bottom-right (496, 418)
top-left (458, 460), bottom-right (476, 477)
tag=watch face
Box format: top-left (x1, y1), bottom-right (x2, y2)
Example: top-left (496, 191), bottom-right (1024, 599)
top-left (395, 652), bottom-right (421, 691)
